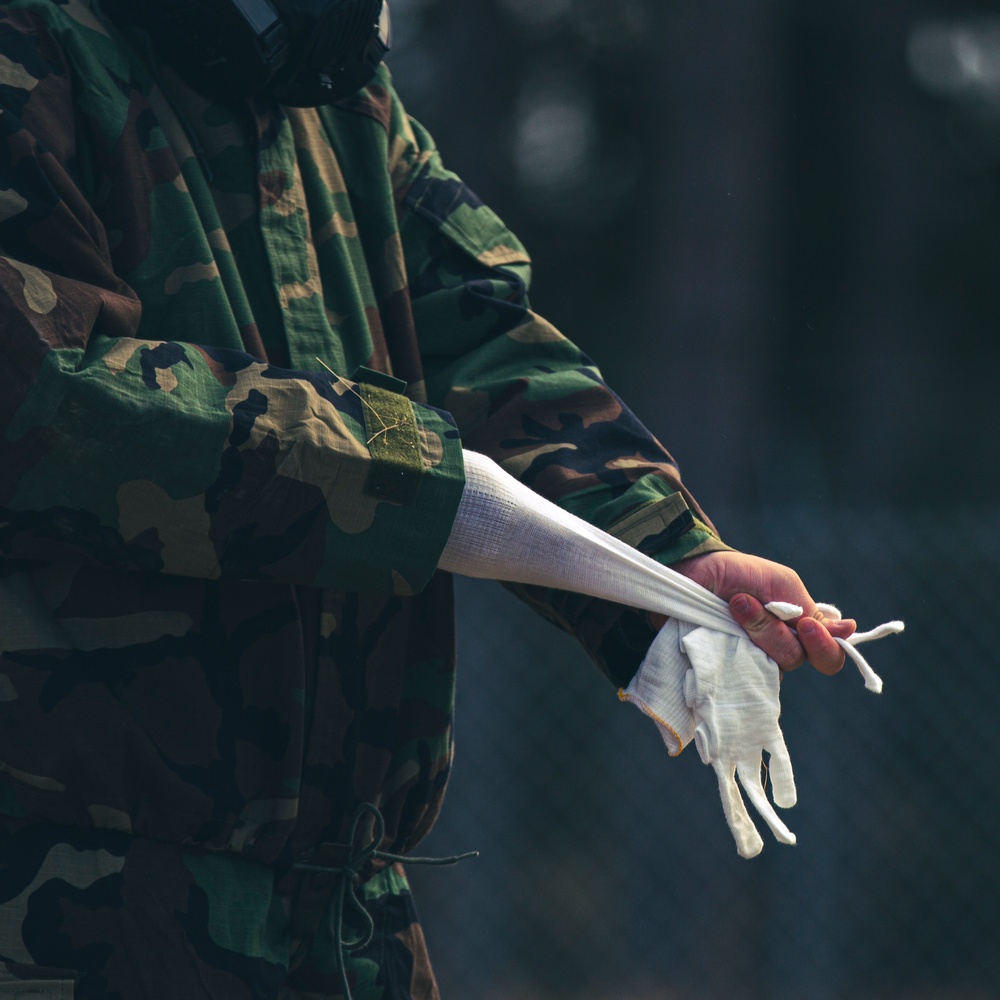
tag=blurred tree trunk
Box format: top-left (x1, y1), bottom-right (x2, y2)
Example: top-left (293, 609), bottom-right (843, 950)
top-left (623, 1), bottom-right (785, 517)
top-left (415, 0), bottom-right (516, 209)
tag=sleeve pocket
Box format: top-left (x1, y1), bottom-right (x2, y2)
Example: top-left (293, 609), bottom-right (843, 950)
top-left (403, 164), bottom-right (531, 269)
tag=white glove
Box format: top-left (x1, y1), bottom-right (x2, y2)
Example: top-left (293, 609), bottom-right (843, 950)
top-left (682, 627), bottom-right (797, 858)
top-left (626, 602), bottom-right (903, 857)
top-left (624, 621), bottom-right (796, 857)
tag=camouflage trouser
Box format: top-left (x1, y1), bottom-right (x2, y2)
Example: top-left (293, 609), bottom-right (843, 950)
top-left (0, 822), bottom-right (441, 999)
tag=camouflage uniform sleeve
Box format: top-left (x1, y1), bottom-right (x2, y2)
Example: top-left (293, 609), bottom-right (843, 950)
top-left (388, 90), bottom-right (730, 687)
top-left (0, 12), bottom-right (464, 597)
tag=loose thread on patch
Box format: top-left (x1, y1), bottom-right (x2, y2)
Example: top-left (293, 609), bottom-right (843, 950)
top-left (315, 357), bottom-right (408, 446)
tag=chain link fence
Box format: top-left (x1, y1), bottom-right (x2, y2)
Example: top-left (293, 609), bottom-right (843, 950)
top-left (409, 506), bottom-right (1000, 1000)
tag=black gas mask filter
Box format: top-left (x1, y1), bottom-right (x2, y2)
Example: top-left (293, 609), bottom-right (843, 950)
top-left (100, 0), bottom-right (391, 107)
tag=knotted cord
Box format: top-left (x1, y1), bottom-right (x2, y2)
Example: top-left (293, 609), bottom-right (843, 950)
top-left (292, 802), bottom-right (478, 1000)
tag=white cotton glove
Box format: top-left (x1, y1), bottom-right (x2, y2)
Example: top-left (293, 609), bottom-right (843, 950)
top-left (624, 622), bottom-right (796, 857)
top-left (626, 601), bottom-right (903, 857)
top-left (682, 628), bottom-right (797, 858)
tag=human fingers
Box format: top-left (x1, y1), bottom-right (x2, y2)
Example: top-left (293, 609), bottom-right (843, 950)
top-left (729, 594), bottom-right (806, 671)
top-left (780, 600), bottom-right (857, 642)
top-left (766, 602), bottom-right (853, 674)
top-left (825, 618), bottom-right (857, 640)
top-left (796, 617), bottom-right (846, 675)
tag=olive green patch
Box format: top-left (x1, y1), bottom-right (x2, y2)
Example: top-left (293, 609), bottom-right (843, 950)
top-left (361, 385), bottom-right (422, 505)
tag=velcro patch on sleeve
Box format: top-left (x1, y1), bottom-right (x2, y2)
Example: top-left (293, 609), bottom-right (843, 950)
top-left (360, 384), bottom-right (422, 505)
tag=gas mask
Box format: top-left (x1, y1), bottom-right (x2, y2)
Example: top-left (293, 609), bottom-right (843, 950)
top-left (100, 0), bottom-right (391, 106)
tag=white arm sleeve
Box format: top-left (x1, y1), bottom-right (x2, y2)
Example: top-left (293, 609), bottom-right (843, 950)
top-left (439, 449), bottom-right (738, 634)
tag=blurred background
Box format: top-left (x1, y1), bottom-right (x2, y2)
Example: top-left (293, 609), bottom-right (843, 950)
top-left (388, 1), bottom-right (1000, 998)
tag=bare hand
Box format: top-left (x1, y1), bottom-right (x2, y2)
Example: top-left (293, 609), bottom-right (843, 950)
top-left (663, 551), bottom-right (857, 673)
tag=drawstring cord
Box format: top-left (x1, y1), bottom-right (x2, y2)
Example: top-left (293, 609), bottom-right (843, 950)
top-left (292, 802), bottom-right (477, 1000)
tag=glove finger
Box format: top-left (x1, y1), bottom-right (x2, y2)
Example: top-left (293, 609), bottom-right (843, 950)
top-left (847, 620), bottom-right (905, 645)
top-left (737, 758), bottom-right (797, 846)
top-left (693, 722), bottom-right (713, 765)
top-left (712, 760), bottom-right (764, 858)
top-left (765, 731), bottom-right (798, 808)
top-left (683, 667), bottom-right (698, 709)
top-left (835, 636), bottom-right (884, 694)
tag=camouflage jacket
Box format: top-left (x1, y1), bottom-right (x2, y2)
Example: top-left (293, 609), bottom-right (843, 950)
top-left (0, 0), bottom-right (726, 866)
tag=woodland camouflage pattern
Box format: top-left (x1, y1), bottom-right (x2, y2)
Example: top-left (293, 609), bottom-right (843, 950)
top-left (0, 0), bottom-right (727, 995)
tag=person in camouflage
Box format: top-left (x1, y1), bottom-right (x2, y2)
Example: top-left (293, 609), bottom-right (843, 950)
top-left (0, 1), bottom-right (852, 997)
